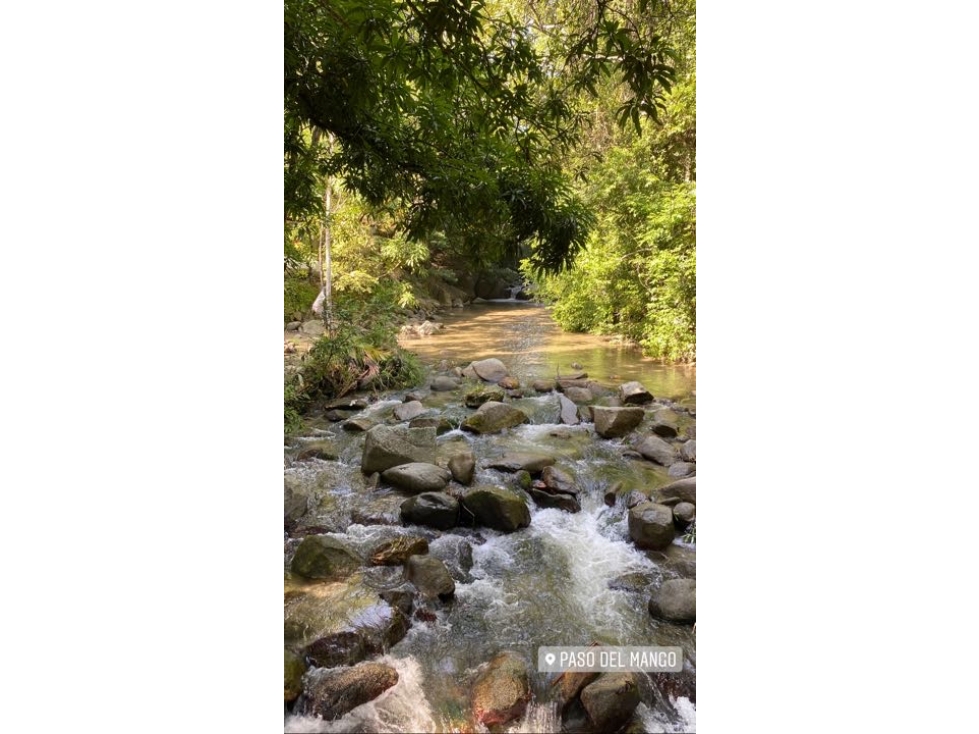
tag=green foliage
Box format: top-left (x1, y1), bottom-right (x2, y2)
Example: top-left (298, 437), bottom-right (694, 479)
top-left (283, 291), bottom-right (426, 429)
top-left (284, 0), bottom-right (680, 273)
top-left (284, 274), bottom-right (320, 322)
top-left (683, 520), bottom-right (696, 544)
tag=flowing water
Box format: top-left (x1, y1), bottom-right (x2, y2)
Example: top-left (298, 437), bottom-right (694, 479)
top-left (285, 302), bottom-right (696, 733)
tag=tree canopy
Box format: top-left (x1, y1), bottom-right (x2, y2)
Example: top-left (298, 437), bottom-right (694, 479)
top-left (284, 0), bottom-right (681, 272)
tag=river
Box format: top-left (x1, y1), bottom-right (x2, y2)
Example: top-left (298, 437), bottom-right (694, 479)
top-left (285, 301), bottom-right (696, 733)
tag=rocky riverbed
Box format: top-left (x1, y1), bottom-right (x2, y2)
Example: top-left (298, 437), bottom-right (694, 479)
top-left (285, 357), bottom-right (696, 733)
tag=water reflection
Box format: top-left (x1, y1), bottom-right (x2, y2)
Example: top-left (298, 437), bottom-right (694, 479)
top-left (399, 302), bottom-right (696, 402)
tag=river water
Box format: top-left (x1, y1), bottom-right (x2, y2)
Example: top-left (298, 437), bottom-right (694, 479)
top-left (285, 301), bottom-right (696, 733)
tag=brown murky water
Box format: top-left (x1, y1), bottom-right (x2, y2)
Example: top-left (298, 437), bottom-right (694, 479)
top-left (398, 302), bottom-right (696, 405)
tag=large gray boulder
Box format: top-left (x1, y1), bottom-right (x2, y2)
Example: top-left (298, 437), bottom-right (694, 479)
top-left (393, 400), bottom-right (427, 422)
top-left (668, 462), bottom-right (696, 478)
top-left (541, 466), bottom-right (577, 495)
top-left (593, 406), bottom-right (646, 438)
top-left (362, 425), bottom-right (437, 474)
top-left (563, 386), bottom-right (594, 403)
top-left (487, 452), bottom-right (555, 474)
top-left (406, 555), bottom-right (456, 600)
top-left (654, 476), bottom-right (696, 505)
top-left (619, 381), bottom-right (653, 405)
top-left (381, 462), bottom-right (451, 493)
top-left (557, 393), bottom-right (580, 425)
top-left (461, 401), bottom-right (529, 434)
top-left (648, 578), bottom-right (696, 623)
top-left (637, 434), bottom-right (679, 466)
top-left (580, 673), bottom-right (640, 730)
top-left (461, 487), bottom-right (531, 532)
top-left (471, 652), bottom-right (531, 728)
top-left (290, 535), bottom-right (362, 579)
top-left (400, 492), bottom-right (460, 530)
top-left (462, 358), bottom-right (509, 383)
top-left (680, 439), bottom-right (697, 462)
top-left (627, 502), bottom-right (676, 550)
top-left (298, 662), bottom-right (399, 720)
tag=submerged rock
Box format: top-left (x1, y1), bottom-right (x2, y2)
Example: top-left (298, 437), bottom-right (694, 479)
top-left (648, 578), bottom-right (696, 623)
top-left (295, 440), bottom-right (340, 461)
top-left (408, 415), bottom-right (454, 434)
top-left (431, 375), bottom-right (462, 391)
top-left (400, 492), bottom-right (460, 530)
top-left (465, 385), bottom-right (505, 407)
top-left (428, 535), bottom-right (474, 582)
top-left (381, 462), bottom-right (451, 493)
top-left (532, 379), bottom-right (557, 393)
top-left (290, 535), bottom-right (362, 580)
top-left (461, 487), bottom-right (531, 532)
top-left (362, 424), bottom-right (437, 474)
top-left (592, 406), bottom-right (646, 438)
top-left (298, 662), bottom-right (399, 720)
top-left (471, 651), bottom-right (531, 728)
top-left (461, 401), bottom-right (529, 434)
top-left (627, 502), bottom-right (676, 550)
top-left (284, 649), bottom-right (306, 702)
top-left (580, 673), bottom-right (640, 730)
top-left (303, 630), bottom-right (367, 668)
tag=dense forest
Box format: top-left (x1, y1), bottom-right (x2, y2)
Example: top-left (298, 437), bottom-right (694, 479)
top-left (285, 0), bottom-right (695, 423)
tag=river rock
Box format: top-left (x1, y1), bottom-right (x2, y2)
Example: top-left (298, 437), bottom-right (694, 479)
top-left (303, 629), bottom-right (367, 668)
top-left (284, 649), bottom-right (306, 702)
top-left (651, 422), bottom-right (679, 439)
top-left (462, 358), bottom-right (509, 383)
top-left (637, 434), bottom-right (679, 466)
top-left (627, 503), bottom-right (676, 550)
top-left (654, 476), bottom-right (696, 505)
top-left (648, 578), bottom-right (696, 623)
top-left (471, 652), bottom-right (531, 728)
top-left (532, 379), bottom-right (557, 392)
top-left (673, 502), bottom-right (696, 525)
top-left (393, 400), bottom-right (427, 422)
top-left (448, 451), bottom-right (476, 485)
top-left (342, 416), bottom-right (376, 432)
top-left (290, 535), bottom-right (362, 579)
top-left (381, 462), bottom-right (451, 493)
top-left (296, 440), bottom-right (340, 461)
top-left (619, 381), bottom-right (653, 405)
top-left (541, 465), bottom-right (577, 495)
top-left (487, 452), bottom-right (556, 474)
top-left (626, 490), bottom-right (648, 509)
top-left (461, 401), bottom-right (529, 434)
top-left (461, 487), bottom-right (531, 532)
top-left (562, 386), bottom-right (594, 403)
top-left (553, 669), bottom-right (600, 712)
top-left (668, 462), bottom-right (696, 478)
top-left (593, 406), bottom-right (646, 438)
top-left (400, 492), bottom-right (460, 530)
top-left (557, 393), bottom-right (580, 425)
top-left (298, 662), bottom-right (399, 720)
top-left (362, 425), bottom-right (437, 474)
top-left (465, 385), bottom-right (505, 407)
top-left (300, 319), bottom-right (326, 337)
top-left (580, 673), bottom-right (640, 731)
top-left (529, 488), bottom-right (580, 513)
top-left (431, 375), bottom-right (461, 391)
top-left (406, 555), bottom-right (455, 600)
top-left (408, 415), bottom-right (453, 434)
top-left (285, 485), bottom-right (308, 527)
top-left (679, 439), bottom-right (697, 462)
top-left (370, 535), bottom-right (429, 565)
